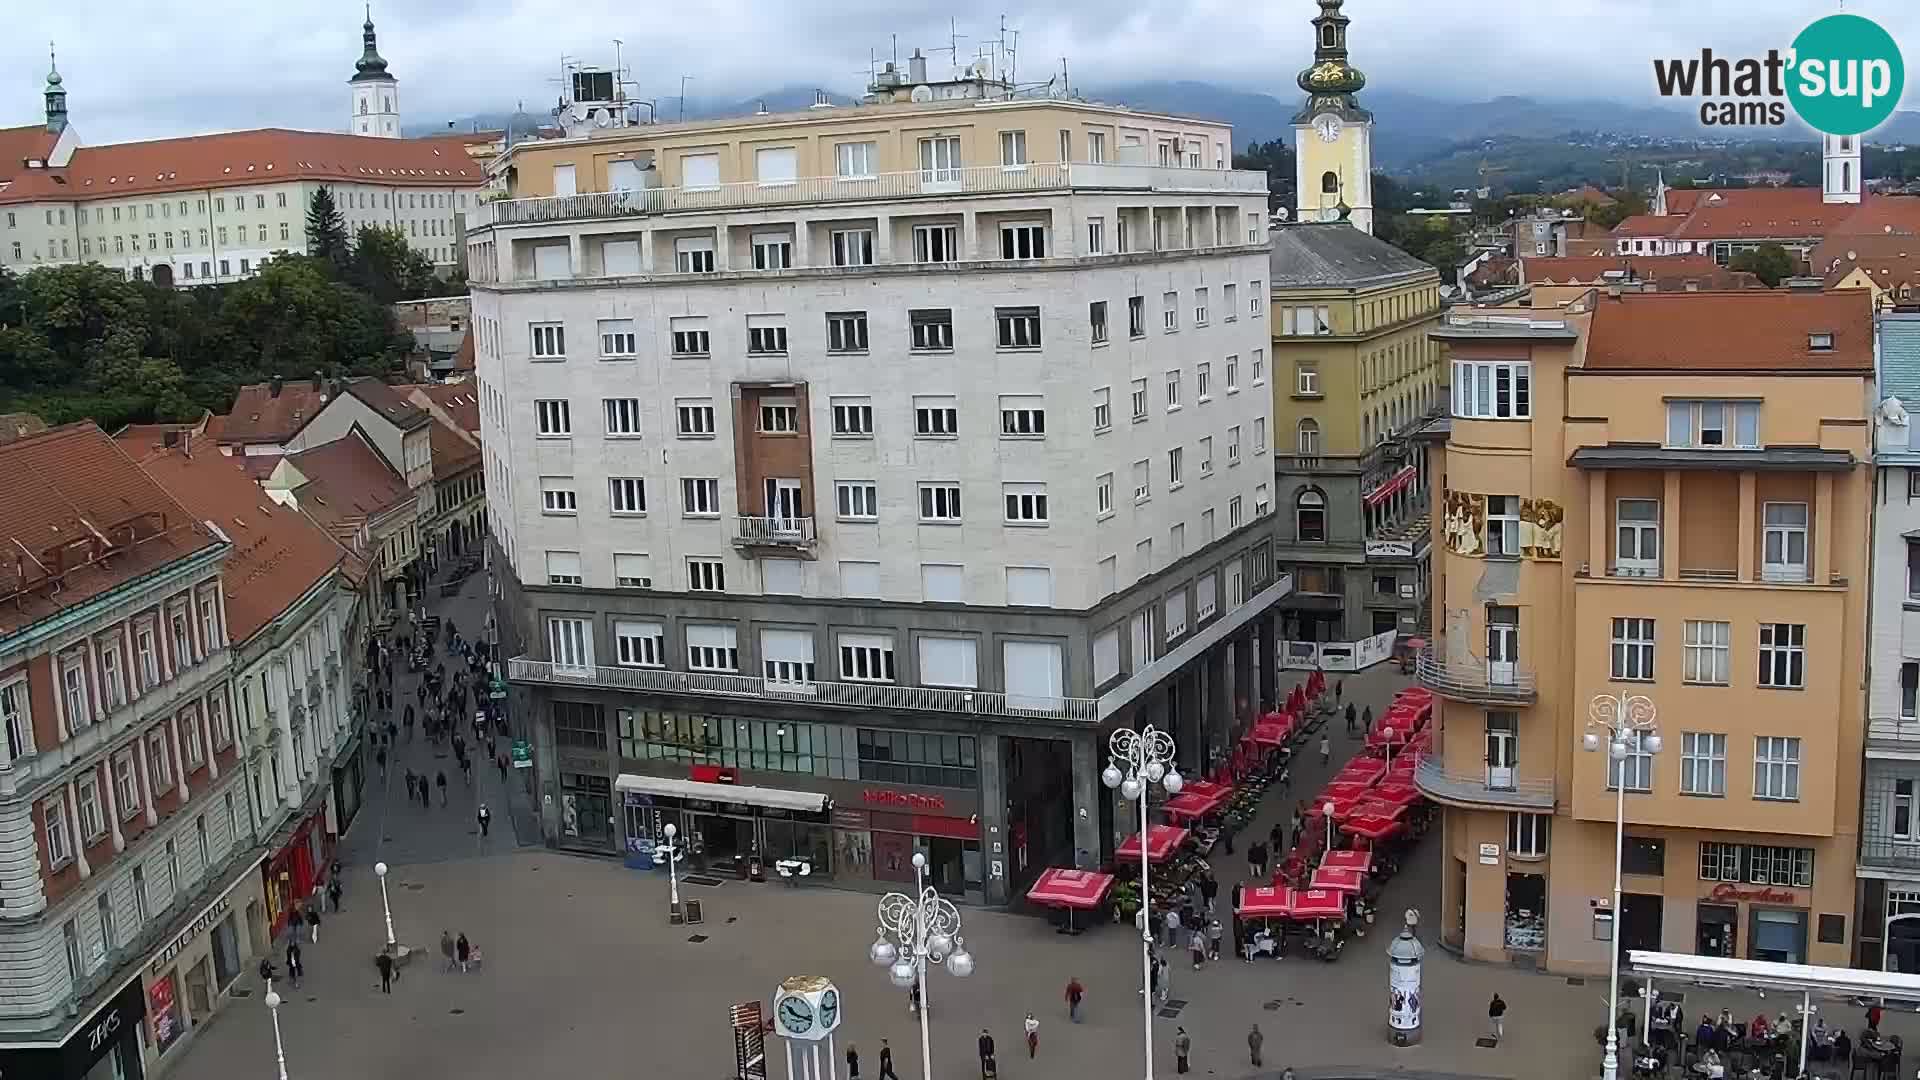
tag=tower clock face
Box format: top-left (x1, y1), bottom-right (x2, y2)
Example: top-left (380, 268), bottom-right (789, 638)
top-left (818, 989), bottom-right (839, 1031)
top-left (777, 995), bottom-right (815, 1034)
top-left (1313, 113), bottom-right (1343, 143)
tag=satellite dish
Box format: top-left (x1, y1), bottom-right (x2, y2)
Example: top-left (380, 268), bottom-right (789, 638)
top-left (909, 85), bottom-right (933, 103)
top-left (594, 110), bottom-right (611, 128)
top-left (571, 106), bottom-right (587, 123)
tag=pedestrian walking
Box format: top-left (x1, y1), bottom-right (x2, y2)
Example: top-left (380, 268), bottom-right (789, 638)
top-left (387, 719), bottom-right (398, 743)
top-left (259, 956), bottom-right (277, 985)
top-left (497, 752), bottom-right (509, 780)
top-left (1174, 1026), bottom-right (1192, 1074)
top-left (376, 746), bottom-right (387, 779)
top-left (1267, 824), bottom-right (1284, 858)
top-left (978, 1029), bottom-right (996, 1080)
top-left (437, 771), bottom-right (448, 806)
top-left (877, 1039), bottom-right (899, 1080)
top-left (1164, 907), bottom-right (1181, 950)
top-left (1360, 704), bottom-right (1374, 735)
top-left (1345, 701), bottom-right (1358, 735)
top-left (477, 803), bottom-right (491, 838)
top-left (1188, 926), bottom-right (1207, 970)
top-left (846, 1044), bottom-right (860, 1080)
top-left (286, 941), bottom-right (304, 988)
top-left (456, 933), bottom-right (471, 973)
top-left (327, 876), bottom-right (342, 913)
top-left (405, 770), bottom-right (417, 802)
top-left (1219, 815), bottom-right (1237, 855)
top-left (1064, 976), bottom-right (1084, 1022)
top-left (1247, 840), bottom-right (1268, 880)
top-left (1248, 1024), bottom-right (1265, 1068)
top-left (1200, 872), bottom-right (1219, 914)
top-left (1319, 734), bottom-right (1331, 767)
top-left (375, 950), bottom-right (394, 993)
top-left (461, 756), bottom-right (473, 785)
top-left (305, 906), bottom-right (321, 944)
top-left (908, 982), bottom-right (921, 1016)
top-left (1208, 918), bottom-right (1224, 961)
top-left (1334, 679), bottom-right (1343, 704)
top-left (420, 780), bottom-right (431, 809)
top-left (1488, 992), bottom-right (1507, 1042)
top-left (1024, 1013), bottom-right (1039, 1058)
top-left (440, 930), bottom-right (457, 972)
top-left (1147, 953), bottom-right (1160, 1001)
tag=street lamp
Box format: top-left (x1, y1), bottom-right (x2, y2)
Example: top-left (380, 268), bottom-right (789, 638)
top-left (656, 822), bottom-right (684, 914)
top-left (264, 988), bottom-right (290, 1080)
top-left (1101, 725), bottom-right (1182, 1080)
top-left (870, 851), bottom-right (975, 1080)
top-left (373, 860), bottom-right (396, 948)
top-left (1322, 799), bottom-right (1336, 852)
top-left (1382, 726), bottom-right (1396, 771)
top-left (1585, 690), bottom-right (1660, 1080)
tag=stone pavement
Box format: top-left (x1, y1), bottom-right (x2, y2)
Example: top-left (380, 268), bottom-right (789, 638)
top-left (166, 658), bottom-right (1920, 1080)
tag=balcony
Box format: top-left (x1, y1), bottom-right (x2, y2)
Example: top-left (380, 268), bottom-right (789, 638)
top-left (1859, 838), bottom-right (1920, 875)
top-left (1413, 753), bottom-right (1556, 810)
top-left (471, 162), bottom-right (1269, 229)
top-left (732, 516), bottom-right (817, 557)
top-left (509, 657), bottom-right (1098, 723)
top-left (1415, 646), bottom-right (1537, 705)
top-left (1868, 716), bottom-right (1920, 757)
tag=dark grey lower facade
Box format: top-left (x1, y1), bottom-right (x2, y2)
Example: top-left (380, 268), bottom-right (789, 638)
top-left (1274, 449), bottom-right (1432, 644)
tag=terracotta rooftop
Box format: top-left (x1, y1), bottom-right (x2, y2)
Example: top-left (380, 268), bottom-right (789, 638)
top-left (0, 423), bottom-right (221, 636)
top-left (217, 380), bottom-right (333, 446)
top-left (341, 378), bottom-right (430, 432)
top-left (0, 124), bottom-right (59, 185)
top-left (284, 431), bottom-right (410, 535)
top-left (402, 381), bottom-right (480, 436)
top-left (1811, 233), bottom-right (1920, 289)
top-left (427, 416), bottom-right (479, 480)
top-left (1523, 254), bottom-right (1723, 283)
top-left (451, 329), bottom-right (475, 372)
top-left (1668, 187), bottom-right (1856, 241)
top-left (1663, 189), bottom-right (1706, 216)
top-left (0, 128), bottom-right (484, 206)
top-left (135, 447), bottom-right (348, 643)
top-left (1584, 290), bottom-right (1874, 373)
top-left (1611, 214), bottom-right (1684, 238)
top-left (111, 411), bottom-right (213, 458)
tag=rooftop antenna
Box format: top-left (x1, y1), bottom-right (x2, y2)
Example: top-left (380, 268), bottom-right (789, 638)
top-left (1003, 16), bottom-right (1019, 91)
top-left (933, 18), bottom-right (967, 80)
top-left (1062, 56), bottom-right (1070, 97)
top-left (679, 75), bottom-right (694, 122)
top-left (612, 38), bottom-right (625, 102)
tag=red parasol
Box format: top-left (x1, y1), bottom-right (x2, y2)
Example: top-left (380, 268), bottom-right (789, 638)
top-left (1320, 848), bottom-right (1373, 872)
top-left (1115, 824), bottom-right (1190, 863)
top-left (1162, 788), bottom-right (1228, 821)
top-left (1333, 757), bottom-right (1387, 786)
top-left (1320, 779), bottom-right (1374, 803)
top-left (1371, 781), bottom-right (1422, 808)
top-left (1394, 687), bottom-right (1435, 706)
top-left (1026, 869), bottom-right (1115, 910)
top-left (1309, 866), bottom-right (1365, 893)
top-left (1290, 888), bottom-right (1346, 920)
top-left (1181, 779), bottom-right (1230, 802)
top-left (1249, 720), bottom-right (1293, 747)
top-left (1238, 886), bottom-right (1294, 918)
top-left (1350, 797), bottom-right (1407, 820)
top-left (1341, 813), bottom-right (1405, 841)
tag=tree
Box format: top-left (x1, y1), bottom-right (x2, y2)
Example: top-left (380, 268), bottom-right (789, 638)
top-left (347, 225), bottom-right (440, 304)
top-left (1233, 139), bottom-right (1296, 211)
top-left (1588, 189), bottom-right (1649, 230)
top-left (305, 186), bottom-right (350, 269)
top-left (1729, 243), bottom-right (1795, 288)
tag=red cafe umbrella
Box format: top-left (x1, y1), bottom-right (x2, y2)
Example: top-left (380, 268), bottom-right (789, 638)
top-left (1320, 848), bottom-right (1372, 872)
top-left (1162, 789), bottom-right (1227, 821)
top-left (1287, 686), bottom-right (1304, 713)
top-left (1026, 869), bottom-right (1115, 910)
top-left (1395, 687), bottom-right (1434, 706)
top-left (1334, 757), bottom-right (1386, 786)
top-left (1351, 797), bottom-right (1406, 820)
top-left (1116, 824), bottom-right (1190, 863)
top-left (1341, 813), bottom-right (1405, 841)
top-left (1182, 779), bottom-right (1230, 802)
top-left (1291, 888), bottom-right (1346, 920)
top-left (1249, 720), bottom-right (1292, 747)
top-left (1309, 866), bottom-right (1365, 894)
top-left (1308, 790), bottom-right (1365, 819)
top-left (1239, 886), bottom-right (1294, 918)
top-left (1371, 781), bottom-right (1422, 808)
top-left (1320, 779), bottom-right (1374, 803)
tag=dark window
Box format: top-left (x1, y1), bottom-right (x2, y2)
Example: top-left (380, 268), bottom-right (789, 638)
top-left (1904, 662), bottom-right (1918, 719)
top-left (1817, 913), bottom-right (1846, 945)
top-left (1321, 171), bottom-right (1339, 195)
top-left (1908, 541), bottom-right (1920, 598)
top-left (1622, 836), bottom-right (1665, 876)
top-left (856, 728), bottom-right (977, 789)
top-left (552, 700), bottom-right (608, 750)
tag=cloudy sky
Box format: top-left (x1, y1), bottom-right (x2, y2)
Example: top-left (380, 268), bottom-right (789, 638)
top-left (6, 0), bottom-right (1918, 143)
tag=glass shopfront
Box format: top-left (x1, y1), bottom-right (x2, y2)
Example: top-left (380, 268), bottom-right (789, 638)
top-left (560, 773), bottom-right (612, 847)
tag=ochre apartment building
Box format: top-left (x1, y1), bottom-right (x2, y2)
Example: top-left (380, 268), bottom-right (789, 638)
top-left (1417, 288), bottom-right (1873, 974)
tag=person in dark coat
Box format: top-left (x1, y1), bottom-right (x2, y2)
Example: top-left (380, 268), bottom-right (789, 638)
top-left (436, 771), bottom-right (448, 806)
top-left (286, 941), bottom-right (304, 987)
top-left (375, 950), bottom-right (394, 993)
top-left (456, 932), bottom-right (472, 972)
top-left (978, 1029), bottom-right (996, 1079)
top-left (877, 1039), bottom-right (899, 1080)
top-left (304, 906), bottom-right (321, 944)
top-left (1345, 701), bottom-right (1359, 735)
top-left (846, 1044), bottom-right (861, 1080)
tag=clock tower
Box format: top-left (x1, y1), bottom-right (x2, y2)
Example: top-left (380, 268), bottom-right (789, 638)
top-left (1292, 0), bottom-right (1374, 235)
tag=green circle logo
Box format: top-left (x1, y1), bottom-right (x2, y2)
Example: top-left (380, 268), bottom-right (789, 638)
top-left (1787, 14), bottom-right (1905, 136)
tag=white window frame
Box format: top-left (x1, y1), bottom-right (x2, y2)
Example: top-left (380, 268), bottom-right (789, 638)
top-left (1096, 473), bottom-right (1114, 517)
top-left (835, 141), bottom-right (877, 180)
top-left (530, 322), bottom-right (567, 360)
top-left (1761, 502), bottom-right (1809, 583)
top-left (1753, 735), bottom-right (1801, 800)
top-left (613, 553), bottom-right (654, 589)
top-left (758, 400), bottom-right (799, 434)
top-left (676, 399), bottom-right (716, 437)
top-left (999, 130), bottom-right (1028, 169)
top-left (42, 794), bottom-right (71, 868)
top-left (1682, 620), bottom-right (1731, 685)
top-left (995, 306), bottom-right (1041, 349)
top-left (1485, 494), bottom-right (1520, 556)
top-left (914, 397), bottom-right (959, 438)
top-left (1452, 361), bottom-right (1533, 420)
top-left (613, 621), bottom-right (666, 668)
top-left (687, 557), bottom-right (727, 593)
top-left (1614, 498), bottom-right (1661, 576)
top-left (746, 317), bottom-right (788, 355)
top-left (681, 478), bottom-right (722, 517)
top-left (830, 229), bottom-right (875, 267)
top-left (1003, 483), bottom-right (1049, 525)
top-left (540, 477), bottom-right (578, 516)
top-left (999, 222), bottom-right (1045, 260)
top-left (1680, 732), bottom-right (1728, 796)
top-left (597, 319), bottom-right (636, 359)
top-left (831, 397), bottom-right (874, 437)
top-left (838, 634), bottom-right (897, 683)
top-left (535, 399), bottom-right (572, 437)
top-left (1168, 447), bottom-right (1184, 489)
top-left (673, 236), bottom-right (716, 273)
top-left (1758, 622), bottom-right (1806, 688)
top-left (545, 550), bottom-right (583, 587)
top-left (918, 483), bottom-right (963, 523)
top-left (835, 481), bottom-right (879, 521)
top-left (1610, 617), bottom-right (1655, 681)
top-left (670, 317), bottom-right (711, 356)
top-left (1130, 379), bottom-right (1149, 421)
top-left (1165, 370), bottom-right (1182, 411)
top-left (1093, 387), bottom-right (1112, 432)
top-left (912, 224), bottom-right (959, 264)
top-left (686, 625), bottom-right (739, 672)
top-left (1132, 459), bottom-right (1151, 504)
top-left (1665, 399), bottom-right (1760, 449)
top-left (1508, 812), bottom-right (1551, 857)
top-left (910, 308), bottom-right (954, 350)
top-left (608, 476), bottom-right (648, 516)
top-left (999, 395), bottom-right (1045, 438)
top-left (1607, 728), bottom-right (1655, 793)
top-left (603, 397), bottom-right (642, 437)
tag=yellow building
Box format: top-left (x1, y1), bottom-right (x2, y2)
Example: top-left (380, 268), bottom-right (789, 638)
top-left (1417, 288), bottom-right (1874, 973)
top-left (1268, 222), bottom-right (1443, 642)
top-left (1291, 0), bottom-right (1375, 234)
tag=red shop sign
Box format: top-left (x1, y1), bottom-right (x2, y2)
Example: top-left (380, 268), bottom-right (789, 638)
top-left (861, 789), bottom-right (947, 812)
top-left (1709, 883), bottom-right (1797, 905)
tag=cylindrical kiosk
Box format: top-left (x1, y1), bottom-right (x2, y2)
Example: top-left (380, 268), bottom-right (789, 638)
top-left (1386, 909), bottom-right (1424, 1046)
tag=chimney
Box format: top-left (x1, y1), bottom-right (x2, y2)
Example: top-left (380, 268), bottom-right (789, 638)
top-left (312, 370), bottom-right (324, 391)
top-left (269, 375), bottom-right (284, 397)
top-left (1606, 283), bottom-right (1622, 300)
top-left (809, 89), bottom-right (833, 110)
top-left (163, 430), bottom-right (180, 448)
top-left (181, 431), bottom-right (192, 458)
top-left (909, 48), bottom-right (928, 85)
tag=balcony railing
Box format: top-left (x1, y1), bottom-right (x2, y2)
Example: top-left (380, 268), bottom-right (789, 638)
top-left (471, 162), bottom-right (1270, 228)
top-left (1860, 838), bottom-right (1920, 873)
top-left (509, 657), bottom-right (1098, 722)
top-left (732, 516), bottom-right (817, 551)
top-left (1413, 753), bottom-right (1556, 810)
top-left (1868, 716), bottom-right (1920, 746)
top-left (1414, 646), bottom-right (1538, 704)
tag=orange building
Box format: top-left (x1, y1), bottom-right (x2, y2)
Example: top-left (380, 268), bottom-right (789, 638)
top-left (1416, 289), bottom-right (1874, 973)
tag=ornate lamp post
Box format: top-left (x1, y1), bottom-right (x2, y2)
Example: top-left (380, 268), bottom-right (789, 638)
top-left (264, 987), bottom-right (290, 1080)
top-left (1322, 798), bottom-right (1336, 852)
top-left (656, 821), bottom-right (685, 916)
top-left (1585, 690), bottom-right (1661, 1080)
top-left (869, 851), bottom-right (975, 1080)
top-left (1382, 726), bottom-right (1396, 771)
top-left (373, 860), bottom-right (396, 948)
top-left (1101, 725), bottom-right (1183, 1080)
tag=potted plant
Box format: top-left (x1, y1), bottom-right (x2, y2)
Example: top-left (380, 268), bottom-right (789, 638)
top-left (1113, 881), bottom-right (1142, 921)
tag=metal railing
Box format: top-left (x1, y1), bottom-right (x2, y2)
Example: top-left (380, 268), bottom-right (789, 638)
top-left (733, 516), bottom-right (817, 548)
top-left (1414, 646), bottom-right (1538, 702)
top-left (1413, 752), bottom-right (1556, 809)
top-left (1868, 716), bottom-right (1920, 744)
top-left (471, 161), bottom-right (1269, 228)
top-left (1678, 567), bottom-right (1739, 581)
top-left (1859, 838), bottom-right (1920, 873)
top-left (508, 657), bottom-right (1099, 722)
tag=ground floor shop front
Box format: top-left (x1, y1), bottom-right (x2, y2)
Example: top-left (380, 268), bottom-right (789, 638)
top-left (261, 802), bottom-right (334, 938)
top-left (137, 859), bottom-right (267, 1077)
top-left (0, 977), bottom-right (149, 1080)
top-left (1440, 806), bottom-right (1856, 975)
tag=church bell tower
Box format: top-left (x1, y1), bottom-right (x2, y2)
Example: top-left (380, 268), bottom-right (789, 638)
top-left (1292, 0), bottom-right (1374, 234)
top-left (349, 7), bottom-right (401, 138)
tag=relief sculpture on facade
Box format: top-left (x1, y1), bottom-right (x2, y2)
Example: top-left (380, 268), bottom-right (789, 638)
top-left (1442, 490), bottom-right (1485, 556)
top-left (1520, 497), bottom-right (1564, 560)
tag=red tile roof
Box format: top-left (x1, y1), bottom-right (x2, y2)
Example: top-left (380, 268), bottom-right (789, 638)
top-left (0, 124), bottom-right (59, 184)
top-left (452, 329), bottom-right (475, 372)
top-left (0, 423), bottom-right (221, 635)
top-left (403, 382), bottom-right (480, 436)
top-left (1663, 189), bottom-right (1706, 216)
top-left (284, 431), bottom-right (410, 538)
top-left (217, 381), bottom-right (333, 446)
top-left (1611, 214), bottom-right (1684, 238)
top-left (426, 416), bottom-right (479, 481)
top-left (1584, 290), bottom-right (1874, 373)
top-left (1825, 195), bottom-right (1920, 238)
top-left (111, 411), bottom-right (213, 458)
top-left (1524, 254), bottom-right (1723, 283)
top-left (340, 378), bottom-right (430, 432)
top-left (1668, 187), bottom-right (1852, 241)
top-left (1811, 232), bottom-right (1920, 283)
top-left (0, 128), bottom-right (484, 206)
top-left (135, 448), bottom-right (348, 643)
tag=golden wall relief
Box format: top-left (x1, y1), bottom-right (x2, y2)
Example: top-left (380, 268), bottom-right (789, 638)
top-left (1520, 498), bottom-right (1564, 560)
top-left (1441, 492), bottom-right (1564, 560)
top-left (1442, 491), bottom-right (1484, 555)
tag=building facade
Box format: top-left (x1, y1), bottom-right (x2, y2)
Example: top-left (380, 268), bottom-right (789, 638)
top-left (1418, 290), bottom-right (1873, 974)
top-left (471, 72), bottom-right (1294, 903)
top-left (1291, 0), bottom-right (1374, 235)
top-left (1267, 223), bottom-right (1442, 646)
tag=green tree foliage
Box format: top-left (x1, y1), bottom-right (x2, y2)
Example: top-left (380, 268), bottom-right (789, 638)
top-left (305, 186), bottom-right (351, 269)
top-left (1587, 189), bottom-right (1650, 230)
top-left (1233, 139), bottom-right (1296, 209)
top-left (347, 225), bottom-right (442, 305)
top-left (1729, 243), bottom-right (1795, 288)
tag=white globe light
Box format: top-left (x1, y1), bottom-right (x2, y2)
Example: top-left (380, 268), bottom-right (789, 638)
top-left (264, 990), bottom-right (282, 1008)
top-left (1383, 727), bottom-right (1395, 741)
top-left (911, 851), bottom-right (927, 870)
top-left (929, 931), bottom-right (954, 957)
top-left (664, 823), bottom-right (677, 839)
top-left (375, 861), bottom-right (389, 878)
top-left (1322, 800), bottom-right (1335, 816)
top-left (1101, 764), bottom-right (1124, 789)
top-left (1609, 737), bottom-right (1629, 760)
top-left (1643, 733), bottom-right (1663, 755)
top-left (871, 938), bottom-right (898, 967)
top-left (1582, 731), bottom-right (1601, 752)
top-left (1162, 769), bottom-right (1184, 794)
top-left (889, 959), bottom-right (919, 988)
top-left (1120, 777), bottom-right (1143, 801)
top-left (948, 949), bottom-right (976, 977)
top-left (1143, 761), bottom-right (1166, 783)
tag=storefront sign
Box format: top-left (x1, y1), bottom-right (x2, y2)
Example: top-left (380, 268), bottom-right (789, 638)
top-left (510, 739), bottom-right (532, 769)
top-left (149, 895), bottom-right (232, 974)
top-left (1365, 540), bottom-right (1416, 559)
top-left (862, 789), bottom-right (947, 811)
top-left (1709, 883), bottom-right (1798, 904)
top-left (830, 808), bottom-right (871, 829)
top-left (149, 974), bottom-right (184, 1054)
top-left (1478, 843), bottom-right (1500, 865)
top-left (0, 977), bottom-right (157, 1080)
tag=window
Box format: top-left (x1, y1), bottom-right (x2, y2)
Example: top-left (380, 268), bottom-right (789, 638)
top-left (1096, 472), bottom-right (1114, 516)
top-left (761, 629), bottom-right (816, 686)
top-left (540, 477), bottom-right (578, 515)
top-left (674, 236), bottom-right (716, 273)
top-left (1254, 418), bottom-right (1267, 456)
top-left (535, 399), bottom-right (572, 436)
top-left (1452, 360), bottom-right (1532, 420)
top-left (1087, 131), bottom-right (1107, 162)
top-left (1194, 287), bottom-right (1209, 326)
top-left (1254, 483), bottom-right (1270, 516)
top-left (76, 774), bottom-right (104, 840)
top-left (1130, 379), bottom-right (1149, 421)
top-left (1128, 296), bottom-right (1146, 338)
top-left (0, 678), bottom-right (31, 764)
top-left (1754, 736), bottom-right (1802, 800)
top-left (148, 730), bottom-right (173, 790)
top-left (919, 635), bottom-right (980, 689)
top-left (1168, 447), bottom-right (1185, 488)
top-left (1280, 305), bottom-right (1330, 335)
top-left (1093, 388), bottom-right (1112, 432)
top-left (913, 224), bottom-right (959, 263)
top-left (1758, 623), bottom-right (1806, 688)
top-left (919, 136), bottom-right (963, 183)
top-left (835, 141), bottom-right (877, 179)
top-left (914, 397), bottom-right (958, 437)
top-left (686, 625), bottom-right (739, 672)
top-left (1683, 620), bottom-right (1731, 685)
top-left (1897, 779), bottom-right (1916, 840)
top-left (598, 319), bottom-right (636, 358)
top-left (1089, 301), bottom-right (1109, 345)
top-left (1905, 661), bottom-right (1919, 719)
top-left (1665, 400), bottom-right (1759, 449)
top-left (1199, 436), bottom-right (1214, 476)
top-left (747, 316), bottom-right (788, 355)
top-left (1485, 495), bottom-right (1520, 556)
top-left (1680, 732), bottom-right (1728, 796)
top-left (681, 478), bottom-right (721, 516)
top-left (832, 398), bottom-right (874, 436)
top-left (758, 400), bottom-right (799, 433)
top-left (839, 634), bottom-right (897, 682)
top-left (1508, 813), bottom-right (1550, 857)
top-left (1610, 617), bottom-right (1655, 681)
top-left (999, 130), bottom-right (1028, 168)
top-left (676, 399), bottom-right (716, 437)
top-left (1909, 541), bottom-right (1920, 599)
top-left (910, 309), bottom-right (954, 351)
top-left (751, 232), bottom-right (792, 271)
top-left (1000, 222), bottom-right (1045, 260)
top-left (670, 317), bottom-right (711, 356)
top-left (830, 229), bottom-right (875, 267)
top-left (835, 481), bottom-right (879, 520)
top-left (1165, 370), bottom-right (1182, 410)
top-left (608, 477), bottom-right (648, 515)
top-left (1000, 395), bottom-right (1045, 437)
top-left (1003, 483), bottom-right (1049, 524)
top-left (613, 553), bottom-right (654, 589)
top-left (918, 483), bottom-right (963, 522)
top-left (921, 563), bottom-right (965, 603)
top-left (996, 306), bottom-right (1041, 349)
top-left (545, 551), bottom-right (583, 586)
top-left (181, 713), bottom-right (204, 768)
top-left (1228, 425), bottom-right (1242, 465)
top-left (1132, 459), bottom-right (1151, 503)
top-left (1608, 729), bottom-right (1655, 792)
top-left (687, 558), bottom-right (727, 593)
top-left (1163, 292), bottom-right (1179, 332)
top-left (1614, 499), bottom-right (1660, 575)
top-left (1086, 218), bottom-right (1105, 255)
top-left (603, 397), bottom-right (642, 437)
top-left (530, 323), bottom-right (566, 359)
top-left (1196, 362), bottom-right (1212, 401)
top-left (1762, 503), bottom-right (1809, 582)
top-left (1296, 364), bottom-right (1320, 396)
top-left (43, 795), bottom-right (71, 868)
top-left (1226, 355), bottom-right (1240, 391)
top-left (61, 660), bottom-right (90, 730)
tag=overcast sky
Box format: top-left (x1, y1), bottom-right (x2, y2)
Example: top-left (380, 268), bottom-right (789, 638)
top-left (6, 0), bottom-right (1918, 144)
